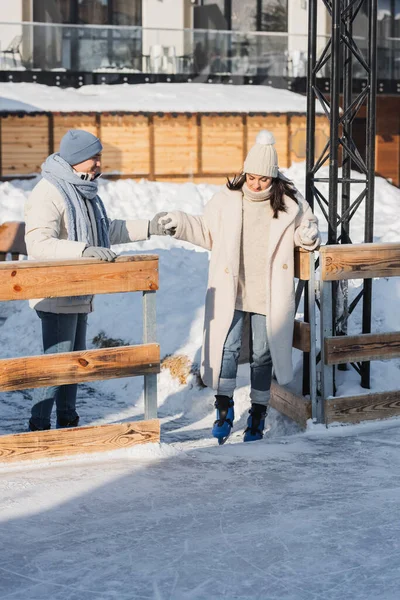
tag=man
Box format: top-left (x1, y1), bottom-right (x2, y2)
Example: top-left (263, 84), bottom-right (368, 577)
top-left (25, 129), bottom-right (163, 431)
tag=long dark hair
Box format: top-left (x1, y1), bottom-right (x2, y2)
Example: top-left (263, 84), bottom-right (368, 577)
top-left (226, 173), bottom-right (298, 218)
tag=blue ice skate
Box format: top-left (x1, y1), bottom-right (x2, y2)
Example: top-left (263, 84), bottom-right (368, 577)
top-left (243, 404), bottom-right (267, 442)
top-left (212, 395), bottom-right (234, 445)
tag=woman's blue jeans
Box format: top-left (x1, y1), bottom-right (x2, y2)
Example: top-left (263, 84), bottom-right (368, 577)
top-left (217, 310), bottom-right (272, 406)
top-left (30, 311), bottom-right (88, 430)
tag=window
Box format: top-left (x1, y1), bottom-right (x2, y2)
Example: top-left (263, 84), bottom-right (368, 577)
top-left (33, 0), bottom-right (141, 26)
top-left (33, 0), bottom-right (73, 23)
top-left (259, 0), bottom-right (288, 33)
top-left (194, 1), bottom-right (229, 29)
top-left (78, 0), bottom-right (108, 25)
top-left (231, 0), bottom-right (257, 31)
top-left (112, 0), bottom-right (141, 26)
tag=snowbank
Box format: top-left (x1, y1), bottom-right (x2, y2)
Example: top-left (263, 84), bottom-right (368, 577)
top-left (1, 162), bottom-right (400, 436)
top-left (0, 82), bottom-right (323, 113)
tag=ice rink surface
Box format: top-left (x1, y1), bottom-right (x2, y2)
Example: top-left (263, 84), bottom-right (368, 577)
top-left (1, 419), bottom-right (400, 600)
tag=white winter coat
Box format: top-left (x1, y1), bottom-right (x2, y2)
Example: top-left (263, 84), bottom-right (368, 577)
top-left (24, 178), bottom-right (149, 313)
top-left (169, 185), bottom-right (320, 388)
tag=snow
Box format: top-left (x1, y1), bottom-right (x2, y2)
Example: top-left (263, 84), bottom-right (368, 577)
top-left (2, 162), bottom-right (400, 598)
top-left (0, 82), bottom-right (324, 114)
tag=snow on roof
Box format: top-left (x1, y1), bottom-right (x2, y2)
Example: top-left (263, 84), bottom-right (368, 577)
top-left (0, 82), bottom-right (323, 114)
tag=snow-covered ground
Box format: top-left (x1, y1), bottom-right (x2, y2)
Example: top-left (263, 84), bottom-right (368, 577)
top-left (1, 162), bottom-right (400, 599)
top-left (0, 82), bottom-right (324, 114)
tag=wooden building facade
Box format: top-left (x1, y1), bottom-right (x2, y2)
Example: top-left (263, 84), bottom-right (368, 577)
top-left (0, 98), bottom-right (399, 185)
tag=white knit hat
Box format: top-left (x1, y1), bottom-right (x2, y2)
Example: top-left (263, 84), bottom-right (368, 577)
top-left (243, 130), bottom-right (279, 178)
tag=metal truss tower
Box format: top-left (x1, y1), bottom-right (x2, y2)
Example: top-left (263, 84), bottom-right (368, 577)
top-left (305, 0), bottom-right (378, 403)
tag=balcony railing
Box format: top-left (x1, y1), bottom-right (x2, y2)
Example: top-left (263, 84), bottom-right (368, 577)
top-left (0, 21), bottom-right (398, 80)
top-left (0, 21), bottom-right (325, 79)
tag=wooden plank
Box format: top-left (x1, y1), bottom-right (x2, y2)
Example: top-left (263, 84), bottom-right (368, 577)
top-left (100, 114), bottom-right (150, 175)
top-left (154, 114), bottom-right (197, 175)
top-left (0, 255), bottom-right (159, 301)
top-left (53, 114), bottom-right (97, 150)
top-left (2, 115), bottom-right (48, 175)
top-left (0, 221), bottom-right (26, 255)
top-left (289, 115), bottom-right (306, 164)
top-left (0, 419), bottom-right (160, 463)
top-left (202, 115), bottom-right (243, 174)
top-left (0, 343), bottom-right (160, 392)
top-left (326, 391), bottom-right (400, 424)
top-left (294, 247), bottom-right (311, 280)
top-left (324, 331), bottom-right (400, 365)
top-left (269, 380), bottom-right (311, 429)
top-left (293, 320), bottom-right (311, 352)
top-left (376, 97), bottom-right (399, 186)
top-left (320, 243), bottom-right (400, 280)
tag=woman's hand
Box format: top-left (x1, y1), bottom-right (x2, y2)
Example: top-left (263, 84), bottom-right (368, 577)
top-left (159, 213), bottom-right (178, 236)
top-left (298, 221), bottom-right (319, 246)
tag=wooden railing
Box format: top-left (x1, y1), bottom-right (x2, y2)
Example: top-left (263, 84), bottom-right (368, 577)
top-left (320, 243), bottom-right (400, 425)
top-left (0, 255), bottom-right (160, 462)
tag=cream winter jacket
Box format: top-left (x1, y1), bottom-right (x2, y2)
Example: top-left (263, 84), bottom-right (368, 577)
top-left (168, 185), bottom-right (320, 388)
top-left (24, 178), bottom-right (149, 313)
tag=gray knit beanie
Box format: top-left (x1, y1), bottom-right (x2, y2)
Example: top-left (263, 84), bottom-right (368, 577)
top-left (243, 130), bottom-right (279, 178)
top-left (59, 129), bottom-right (103, 166)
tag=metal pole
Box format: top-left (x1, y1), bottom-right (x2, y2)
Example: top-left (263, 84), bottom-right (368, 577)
top-left (143, 290), bottom-right (158, 420)
top-left (319, 277), bottom-right (333, 424)
top-left (308, 252), bottom-right (318, 421)
top-left (337, 0), bottom-right (352, 369)
top-left (303, 0), bottom-right (317, 397)
top-left (361, 0), bottom-right (378, 389)
top-left (329, 0), bottom-right (341, 246)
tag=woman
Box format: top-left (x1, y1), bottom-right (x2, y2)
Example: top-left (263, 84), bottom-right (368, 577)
top-left (157, 131), bottom-right (320, 443)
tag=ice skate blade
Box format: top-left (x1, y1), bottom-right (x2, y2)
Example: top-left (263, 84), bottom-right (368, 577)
top-left (217, 434), bottom-right (231, 445)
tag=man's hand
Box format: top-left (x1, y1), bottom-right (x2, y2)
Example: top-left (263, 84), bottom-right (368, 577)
top-left (149, 212), bottom-right (168, 236)
top-left (82, 246), bottom-right (117, 261)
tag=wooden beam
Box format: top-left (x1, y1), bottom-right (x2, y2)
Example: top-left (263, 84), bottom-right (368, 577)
top-left (326, 391), bottom-right (400, 424)
top-left (293, 320), bottom-right (311, 352)
top-left (0, 419), bottom-right (160, 463)
top-left (0, 343), bottom-right (160, 392)
top-left (269, 380), bottom-right (312, 429)
top-left (320, 243), bottom-right (400, 281)
top-left (324, 331), bottom-right (400, 364)
top-left (0, 255), bottom-right (159, 301)
top-left (294, 248), bottom-right (311, 280)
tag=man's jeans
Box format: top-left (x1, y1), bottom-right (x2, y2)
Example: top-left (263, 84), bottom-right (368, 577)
top-left (217, 310), bottom-right (272, 406)
top-left (30, 311), bottom-right (88, 430)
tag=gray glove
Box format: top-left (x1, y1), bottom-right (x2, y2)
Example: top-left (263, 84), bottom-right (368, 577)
top-left (82, 246), bottom-right (117, 261)
top-left (149, 212), bottom-right (168, 236)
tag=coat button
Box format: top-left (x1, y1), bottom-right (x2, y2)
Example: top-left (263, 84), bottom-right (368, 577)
top-left (283, 264), bottom-right (288, 270)
top-left (225, 267), bottom-right (229, 274)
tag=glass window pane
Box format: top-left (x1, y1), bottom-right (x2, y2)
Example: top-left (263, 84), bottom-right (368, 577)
top-left (260, 0), bottom-right (288, 32)
top-left (33, 0), bottom-right (72, 23)
top-left (113, 0), bottom-right (141, 26)
top-left (231, 0), bottom-right (257, 31)
top-left (78, 0), bottom-right (108, 25)
top-left (194, 1), bottom-right (228, 29)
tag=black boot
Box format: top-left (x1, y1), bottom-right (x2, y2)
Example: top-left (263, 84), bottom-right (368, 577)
top-left (212, 395), bottom-right (235, 444)
top-left (56, 415), bottom-right (80, 429)
top-left (243, 403), bottom-right (267, 442)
